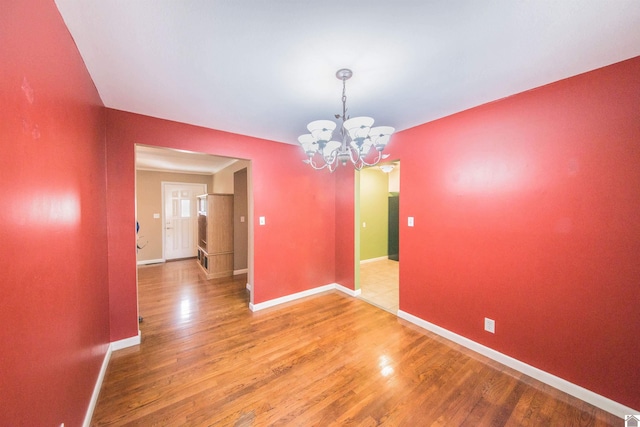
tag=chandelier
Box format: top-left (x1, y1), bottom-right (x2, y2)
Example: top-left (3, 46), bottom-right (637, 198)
top-left (297, 68), bottom-right (395, 172)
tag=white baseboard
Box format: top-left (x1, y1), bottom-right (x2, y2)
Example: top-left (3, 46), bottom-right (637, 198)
top-left (82, 344), bottom-right (112, 427)
top-left (136, 258), bottom-right (165, 266)
top-left (336, 283), bottom-right (361, 297)
top-left (249, 283), bottom-right (358, 312)
top-left (110, 330), bottom-right (141, 351)
top-left (360, 256), bottom-right (389, 264)
top-left (83, 331), bottom-right (141, 425)
top-left (234, 268), bottom-right (248, 275)
top-left (397, 310), bottom-right (638, 418)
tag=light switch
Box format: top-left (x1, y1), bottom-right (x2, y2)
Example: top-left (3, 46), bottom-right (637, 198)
top-left (408, 217), bottom-right (414, 227)
top-left (362, 222), bottom-right (366, 228)
top-left (240, 216), bottom-right (245, 223)
top-left (153, 213), bottom-right (160, 219)
top-left (259, 216), bottom-right (266, 225)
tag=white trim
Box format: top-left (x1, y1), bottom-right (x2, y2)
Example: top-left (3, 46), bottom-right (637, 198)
top-left (397, 310), bottom-right (639, 418)
top-left (83, 331), bottom-right (142, 425)
top-left (82, 344), bottom-right (112, 427)
top-left (136, 258), bottom-right (165, 266)
top-left (110, 330), bottom-right (141, 351)
top-left (234, 268), bottom-right (248, 275)
top-left (360, 256), bottom-right (389, 264)
top-left (250, 284), bottom-right (333, 311)
top-left (249, 283), bottom-right (357, 312)
top-left (246, 283), bottom-right (251, 291)
top-left (336, 284), bottom-right (361, 297)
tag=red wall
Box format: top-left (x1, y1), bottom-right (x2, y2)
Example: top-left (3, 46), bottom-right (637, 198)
top-left (105, 110), bottom-right (338, 340)
top-left (393, 57), bottom-right (640, 410)
top-left (0, 1), bottom-right (110, 425)
top-left (4, 0), bottom-right (637, 420)
top-left (335, 166), bottom-right (356, 289)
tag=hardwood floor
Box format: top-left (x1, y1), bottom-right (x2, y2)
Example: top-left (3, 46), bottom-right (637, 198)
top-left (359, 259), bottom-right (399, 313)
top-left (91, 260), bottom-right (620, 426)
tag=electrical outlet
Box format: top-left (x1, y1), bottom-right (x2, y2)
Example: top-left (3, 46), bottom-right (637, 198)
top-left (408, 217), bottom-right (414, 227)
top-left (484, 317), bottom-right (495, 334)
top-left (259, 216), bottom-right (266, 225)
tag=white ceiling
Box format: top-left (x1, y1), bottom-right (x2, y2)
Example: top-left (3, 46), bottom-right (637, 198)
top-left (136, 145), bottom-right (237, 174)
top-left (55, 0), bottom-right (640, 149)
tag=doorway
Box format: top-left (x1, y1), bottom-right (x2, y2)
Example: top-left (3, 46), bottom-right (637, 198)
top-left (357, 162), bottom-right (400, 313)
top-left (135, 145), bottom-right (254, 306)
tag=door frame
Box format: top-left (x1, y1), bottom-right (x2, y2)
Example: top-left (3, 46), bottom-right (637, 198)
top-left (355, 161), bottom-right (401, 312)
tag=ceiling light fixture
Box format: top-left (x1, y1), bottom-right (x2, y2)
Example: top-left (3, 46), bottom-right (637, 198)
top-left (298, 68), bottom-right (395, 172)
top-left (379, 164), bottom-right (395, 173)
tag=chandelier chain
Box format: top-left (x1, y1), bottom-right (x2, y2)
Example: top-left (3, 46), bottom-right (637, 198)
top-left (341, 77), bottom-right (348, 121)
top-left (340, 77), bottom-right (348, 138)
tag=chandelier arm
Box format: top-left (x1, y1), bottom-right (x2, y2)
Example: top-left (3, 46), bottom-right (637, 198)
top-left (351, 152), bottom-right (366, 171)
top-left (321, 146), bottom-right (340, 167)
top-left (319, 152), bottom-right (338, 173)
top-left (305, 156), bottom-right (330, 171)
top-left (328, 146), bottom-right (342, 161)
top-left (322, 158), bottom-right (336, 169)
top-left (358, 150), bottom-right (384, 168)
top-left (347, 145), bottom-right (360, 165)
top-left (347, 144), bottom-right (376, 166)
top-left (347, 146), bottom-right (369, 171)
top-left (306, 145), bottom-right (342, 171)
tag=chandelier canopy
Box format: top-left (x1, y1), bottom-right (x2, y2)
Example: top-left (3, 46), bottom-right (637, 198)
top-left (298, 69), bottom-right (395, 172)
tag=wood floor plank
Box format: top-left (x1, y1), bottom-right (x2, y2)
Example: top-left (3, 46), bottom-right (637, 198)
top-left (91, 260), bottom-right (621, 426)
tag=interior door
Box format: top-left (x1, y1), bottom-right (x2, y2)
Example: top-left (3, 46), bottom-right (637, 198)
top-left (163, 183), bottom-right (206, 260)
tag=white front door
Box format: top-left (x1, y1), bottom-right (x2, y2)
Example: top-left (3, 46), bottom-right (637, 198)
top-left (163, 183), bottom-right (206, 260)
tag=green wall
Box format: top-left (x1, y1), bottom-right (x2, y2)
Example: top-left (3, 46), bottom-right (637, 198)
top-left (359, 167), bottom-right (389, 260)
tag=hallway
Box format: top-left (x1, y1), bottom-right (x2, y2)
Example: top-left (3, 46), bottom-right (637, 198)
top-left (359, 258), bottom-right (399, 313)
